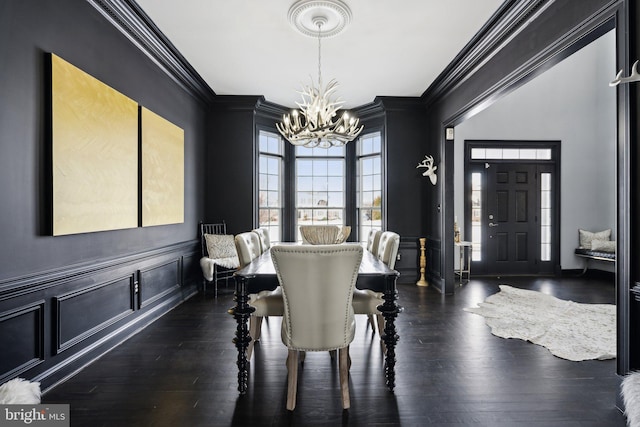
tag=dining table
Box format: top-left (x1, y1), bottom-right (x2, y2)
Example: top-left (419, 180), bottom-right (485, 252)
top-left (228, 242), bottom-right (402, 395)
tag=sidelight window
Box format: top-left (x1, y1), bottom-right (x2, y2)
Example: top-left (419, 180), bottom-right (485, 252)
top-left (540, 172), bottom-right (552, 261)
top-left (471, 172), bottom-right (482, 261)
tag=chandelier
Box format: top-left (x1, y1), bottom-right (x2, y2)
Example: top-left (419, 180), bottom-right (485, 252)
top-left (276, 1), bottom-right (363, 148)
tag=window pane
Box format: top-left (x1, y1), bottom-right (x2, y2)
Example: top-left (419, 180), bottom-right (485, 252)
top-left (313, 176), bottom-right (327, 191)
top-left (541, 191), bottom-right (551, 209)
top-left (471, 172), bottom-right (482, 261)
top-left (258, 131), bottom-right (283, 242)
top-left (313, 192), bottom-right (328, 206)
top-left (486, 148), bottom-right (502, 159)
top-left (313, 159), bottom-right (328, 175)
top-left (267, 157), bottom-right (278, 174)
top-left (540, 173), bottom-right (552, 261)
top-left (327, 176), bottom-right (342, 191)
top-left (327, 192), bottom-right (343, 206)
top-left (520, 149), bottom-right (537, 159)
top-left (362, 158), bottom-right (373, 175)
top-left (297, 191), bottom-right (313, 207)
top-left (537, 149), bottom-right (551, 160)
top-left (295, 146), bottom-right (346, 240)
top-left (471, 148), bottom-right (486, 159)
top-left (503, 148), bottom-right (519, 159)
top-left (357, 132), bottom-right (383, 243)
top-left (327, 160), bottom-right (343, 176)
top-left (298, 160), bottom-right (313, 175)
top-left (363, 175), bottom-right (374, 192)
top-left (541, 173), bottom-right (551, 191)
top-left (327, 209), bottom-right (342, 222)
top-left (324, 145), bottom-right (345, 156)
top-left (268, 136), bottom-right (280, 155)
top-left (298, 176), bottom-right (312, 191)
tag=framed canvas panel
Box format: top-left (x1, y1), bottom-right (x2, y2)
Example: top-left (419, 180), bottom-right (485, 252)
top-left (51, 53), bottom-right (138, 236)
top-left (140, 107), bottom-right (184, 227)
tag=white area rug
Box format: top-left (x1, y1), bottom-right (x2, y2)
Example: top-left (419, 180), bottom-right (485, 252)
top-left (464, 285), bottom-right (616, 361)
top-left (622, 371), bottom-right (640, 427)
top-left (0, 378), bottom-right (41, 404)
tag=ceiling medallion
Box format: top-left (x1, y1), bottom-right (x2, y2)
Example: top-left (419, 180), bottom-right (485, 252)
top-left (277, 0), bottom-right (363, 148)
top-left (287, 0), bottom-right (352, 39)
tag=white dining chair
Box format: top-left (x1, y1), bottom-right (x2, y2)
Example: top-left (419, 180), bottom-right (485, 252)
top-left (352, 231), bottom-right (400, 340)
top-left (234, 232), bottom-right (283, 359)
top-left (271, 244), bottom-right (363, 411)
top-left (252, 227), bottom-right (271, 253)
top-left (366, 229), bottom-right (382, 255)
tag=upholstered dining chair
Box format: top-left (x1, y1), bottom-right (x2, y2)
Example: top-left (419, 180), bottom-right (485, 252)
top-left (366, 229), bottom-right (382, 255)
top-left (234, 232), bottom-right (283, 359)
top-left (252, 228), bottom-right (271, 253)
top-left (352, 231), bottom-right (400, 339)
top-left (199, 222), bottom-right (240, 297)
top-left (271, 244), bottom-right (363, 411)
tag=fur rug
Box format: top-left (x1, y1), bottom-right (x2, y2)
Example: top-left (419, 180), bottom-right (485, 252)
top-left (0, 378), bottom-right (41, 404)
top-left (464, 285), bottom-right (616, 361)
top-left (622, 372), bottom-right (640, 427)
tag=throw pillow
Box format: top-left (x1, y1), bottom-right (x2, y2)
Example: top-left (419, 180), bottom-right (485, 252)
top-left (205, 234), bottom-right (237, 259)
top-left (591, 239), bottom-right (616, 253)
top-left (578, 229), bottom-right (611, 249)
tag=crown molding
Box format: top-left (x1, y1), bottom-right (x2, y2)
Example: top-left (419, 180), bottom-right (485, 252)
top-left (87, 0), bottom-right (216, 104)
top-left (375, 96), bottom-right (425, 113)
top-left (421, 0), bottom-right (552, 107)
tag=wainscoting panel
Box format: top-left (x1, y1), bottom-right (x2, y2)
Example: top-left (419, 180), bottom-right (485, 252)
top-left (138, 258), bottom-right (180, 309)
top-left (181, 252), bottom-right (200, 288)
top-left (0, 241), bottom-right (199, 389)
top-left (0, 301), bottom-right (45, 383)
top-left (54, 275), bottom-right (135, 354)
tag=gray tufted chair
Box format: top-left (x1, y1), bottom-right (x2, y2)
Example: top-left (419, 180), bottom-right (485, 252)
top-left (252, 228), bottom-right (271, 253)
top-left (271, 244), bottom-right (363, 411)
top-left (366, 229), bottom-right (382, 255)
top-left (234, 232), bottom-right (283, 359)
top-left (376, 231), bottom-right (400, 269)
top-left (352, 231), bottom-right (400, 340)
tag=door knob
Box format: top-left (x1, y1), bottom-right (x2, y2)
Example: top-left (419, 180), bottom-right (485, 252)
top-left (489, 222), bottom-right (499, 227)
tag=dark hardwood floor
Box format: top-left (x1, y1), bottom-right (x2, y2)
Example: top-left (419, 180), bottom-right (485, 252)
top-left (44, 274), bottom-right (626, 426)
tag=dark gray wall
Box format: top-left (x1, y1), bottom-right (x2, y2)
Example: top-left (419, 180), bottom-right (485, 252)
top-left (206, 96), bottom-right (262, 235)
top-left (0, 0), bottom-right (206, 280)
top-left (0, 0), bottom-right (206, 388)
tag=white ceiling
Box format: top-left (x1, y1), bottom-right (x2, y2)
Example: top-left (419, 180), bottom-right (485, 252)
top-left (134, 0), bottom-right (505, 108)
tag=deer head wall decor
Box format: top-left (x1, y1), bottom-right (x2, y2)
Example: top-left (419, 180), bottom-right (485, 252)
top-left (417, 155), bottom-right (438, 185)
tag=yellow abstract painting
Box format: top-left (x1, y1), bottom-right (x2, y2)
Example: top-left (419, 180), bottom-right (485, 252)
top-left (141, 107), bottom-right (184, 227)
top-left (51, 54), bottom-right (138, 236)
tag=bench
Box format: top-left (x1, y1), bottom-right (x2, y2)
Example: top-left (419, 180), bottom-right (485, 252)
top-left (574, 247), bottom-right (616, 275)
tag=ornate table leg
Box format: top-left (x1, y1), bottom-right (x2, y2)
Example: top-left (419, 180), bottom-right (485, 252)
top-left (227, 274), bottom-right (254, 395)
top-left (378, 272), bottom-right (403, 391)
